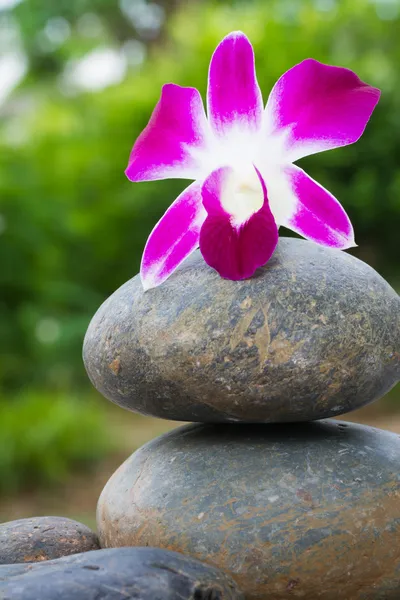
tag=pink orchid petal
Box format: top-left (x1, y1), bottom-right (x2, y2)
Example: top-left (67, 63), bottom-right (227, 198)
top-left (126, 84), bottom-right (208, 182)
top-left (199, 167), bottom-right (278, 280)
top-left (281, 165), bottom-right (355, 249)
top-left (265, 59), bottom-right (380, 162)
top-left (141, 181), bottom-right (206, 289)
top-left (207, 31), bottom-right (263, 137)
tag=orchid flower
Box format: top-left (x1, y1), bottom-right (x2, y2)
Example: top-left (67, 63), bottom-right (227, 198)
top-left (126, 31), bottom-right (380, 290)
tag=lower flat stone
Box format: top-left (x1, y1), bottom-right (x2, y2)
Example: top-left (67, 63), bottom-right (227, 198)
top-left (0, 517), bottom-right (99, 564)
top-left (0, 547), bottom-right (243, 600)
top-left (98, 421), bottom-right (400, 600)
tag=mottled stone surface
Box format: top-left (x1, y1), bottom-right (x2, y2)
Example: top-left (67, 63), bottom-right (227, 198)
top-left (0, 517), bottom-right (99, 564)
top-left (83, 238), bottom-right (400, 423)
top-left (0, 547), bottom-right (243, 600)
top-left (98, 421), bottom-right (400, 600)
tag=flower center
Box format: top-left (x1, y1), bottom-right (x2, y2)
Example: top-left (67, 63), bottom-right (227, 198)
top-left (220, 165), bottom-right (264, 227)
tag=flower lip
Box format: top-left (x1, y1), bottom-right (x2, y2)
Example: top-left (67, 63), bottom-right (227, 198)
top-left (199, 165), bottom-right (279, 281)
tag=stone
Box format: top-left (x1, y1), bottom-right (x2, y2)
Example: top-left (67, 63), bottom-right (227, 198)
top-left (0, 517), bottom-right (99, 564)
top-left (83, 238), bottom-right (400, 423)
top-left (98, 420), bottom-right (400, 600)
top-left (0, 547), bottom-right (243, 600)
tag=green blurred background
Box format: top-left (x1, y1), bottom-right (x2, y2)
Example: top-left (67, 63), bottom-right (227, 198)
top-left (0, 0), bottom-right (399, 526)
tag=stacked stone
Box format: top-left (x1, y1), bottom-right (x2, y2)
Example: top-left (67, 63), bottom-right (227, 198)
top-left (85, 237), bottom-right (400, 599)
top-left (3, 238), bottom-right (397, 599)
top-left (82, 238), bottom-right (400, 599)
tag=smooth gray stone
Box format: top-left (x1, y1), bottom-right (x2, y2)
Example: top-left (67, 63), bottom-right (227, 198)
top-left (0, 517), bottom-right (99, 564)
top-left (0, 547), bottom-right (243, 600)
top-left (97, 420), bottom-right (400, 600)
top-left (83, 238), bottom-right (400, 423)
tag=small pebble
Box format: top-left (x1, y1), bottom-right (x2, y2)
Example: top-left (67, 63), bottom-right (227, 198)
top-left (0, 517), bottom-right (99, 564)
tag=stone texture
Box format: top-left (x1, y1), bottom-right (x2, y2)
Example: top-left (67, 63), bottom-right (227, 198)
top-left (98, 420), bottom-right (400, 600)
top-left (0, 546), bottom-right (243, 600)
top-left (83, 238), bottom-right (400, 423)
top-left (0, 517), bottom-right (99, 564)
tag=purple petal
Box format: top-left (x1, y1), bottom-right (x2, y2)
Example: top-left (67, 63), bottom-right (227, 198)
top-left (207, 31), bottom-right (263, 137)
top-left (126, 84), bottom-right (208, 182)
top-left (265, 59), bottom-right (380, 162)
top-left (199, 167), bottom-right (278, 280)
top-left (281, 165), bottom-right (355, 249)
top-left (141, 182), bottom-right (206, 289)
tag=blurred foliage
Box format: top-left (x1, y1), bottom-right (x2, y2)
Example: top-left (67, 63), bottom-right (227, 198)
top-left (0, 0), bottom-right (399, 491)
top-left (0, 391), bottom-right (110, 493)
top-left (13, 0), bottom-right (180, 78)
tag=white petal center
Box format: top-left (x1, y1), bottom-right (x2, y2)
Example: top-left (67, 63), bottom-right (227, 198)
top-left (220, 165), bottom-right (264, 226)
top-left (188, 115), bottom-right (295, 227)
